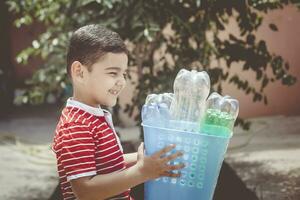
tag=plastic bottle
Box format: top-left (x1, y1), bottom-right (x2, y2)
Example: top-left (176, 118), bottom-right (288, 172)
top-left (170, 69), bottom-right (210, 124)
top-left (142, 93), bottom-right (174, 127)
top-left (200, 92), bottom-right (239, 136)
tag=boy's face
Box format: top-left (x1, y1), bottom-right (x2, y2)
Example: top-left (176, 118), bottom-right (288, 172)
top-left (81, 52), bottom-right (128, 107)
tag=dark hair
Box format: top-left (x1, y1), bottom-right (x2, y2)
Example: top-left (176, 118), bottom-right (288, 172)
top-left (66, 24), bottom-right (128, 76)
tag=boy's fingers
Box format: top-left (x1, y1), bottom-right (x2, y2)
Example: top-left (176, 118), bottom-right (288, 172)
top-left (162, 151), bottom-right (183, 162)
top-left (166, 163), bottom-right (185, 171)
top-left (153, 144), bottom-right (176, 158)
top-left (161, 171), bottom-right (181, 178)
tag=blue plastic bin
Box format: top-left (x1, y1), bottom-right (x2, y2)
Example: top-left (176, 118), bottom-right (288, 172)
top-left (143, 122), bottom-right (232, 200)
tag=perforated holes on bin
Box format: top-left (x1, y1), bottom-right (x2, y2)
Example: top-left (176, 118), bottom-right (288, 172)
top-left (191, 155), bottom-right (198, 162)
top-left (198, 173), bottom-right (204, 180)
top-left (184, 137), bottom-right (192, 144)
top-left (197, 182), bottom-right (203, 189)
top-left (176, 136), bottom-right (182, 142)
top-left (180, 179), bottom-right (186, 186)
top-left (171, 178), bottom-right (177, 184)
top-left (194, 139), bottom-right (200, 145)
top-left (183, 154), bottom-right (189, 160)
top-left (184, 146), bottom-right (191, 153)
top-left (158, 134), bottom-right (165, 140)
top-left (192, 147), bottom-right (199, 154)
top-left (190, 163), bottom-right (197, 170)
top-left (176, 145), bottom-right (182, 151)
top-left (199, 156), bottom-right (207, 164)
top-left (181, 170), bottom-right (187, 178)
top-left (189, 172), bottom-right (196, 179)
top-left (188, 181), bottom-right (195, 187)
top-left (162, 177), bottom-right (169, 183)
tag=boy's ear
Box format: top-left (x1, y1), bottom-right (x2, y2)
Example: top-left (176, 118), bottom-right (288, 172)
top-left (71, 61), bottom-right (85, 82)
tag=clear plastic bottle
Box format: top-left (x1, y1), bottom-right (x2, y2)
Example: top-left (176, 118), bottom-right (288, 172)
top-left (142, 93), bottom-right (174, 127)
top-left (170, 69), bottom-right (210, 124)
top-left (145, 93), bottom-right (174, 108)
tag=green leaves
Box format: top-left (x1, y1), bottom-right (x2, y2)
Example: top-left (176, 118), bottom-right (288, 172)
top-left (269, 23), bottom-right (278, 31)
top-left (7, 0), bottom-right (298, 129)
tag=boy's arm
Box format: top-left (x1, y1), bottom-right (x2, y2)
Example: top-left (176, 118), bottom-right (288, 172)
top-left (70, 143), bottom-right (185, 200)
top-left (124, 152), bottom-right (138, 167)
top-left (71, 163), bottom-right (145, 200)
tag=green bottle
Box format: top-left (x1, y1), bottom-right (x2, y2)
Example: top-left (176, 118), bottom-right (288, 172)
top-left (200, 92), bottom-right (239, 137)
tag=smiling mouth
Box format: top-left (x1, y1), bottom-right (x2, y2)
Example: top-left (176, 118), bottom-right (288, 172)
top-left (109, 89), bottom-right (120, 95)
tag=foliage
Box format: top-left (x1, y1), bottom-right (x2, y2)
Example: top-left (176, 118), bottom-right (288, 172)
top-left (7, 0), bottom-right (299, 129)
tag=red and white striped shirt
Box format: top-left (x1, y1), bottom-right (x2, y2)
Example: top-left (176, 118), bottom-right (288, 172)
top-left (52, 98), bottom-right (132, 200)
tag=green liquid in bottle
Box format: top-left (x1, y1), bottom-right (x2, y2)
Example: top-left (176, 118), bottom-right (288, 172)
top-left (200, 109), bottom-right (233, 137)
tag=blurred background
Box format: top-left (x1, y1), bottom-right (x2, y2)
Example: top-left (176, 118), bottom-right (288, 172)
top-left (0, 0), bottom-right (300, 200)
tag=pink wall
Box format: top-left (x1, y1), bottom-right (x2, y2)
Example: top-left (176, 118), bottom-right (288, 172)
top-left (222, 5), bottom-right (300, 118)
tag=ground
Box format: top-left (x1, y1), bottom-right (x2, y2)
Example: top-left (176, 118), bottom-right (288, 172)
top-left (226, 116), bottom-right (300, 200)
top-left (0, 105), bottom-right (299, 200)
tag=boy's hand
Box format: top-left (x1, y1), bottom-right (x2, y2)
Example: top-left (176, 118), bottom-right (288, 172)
top-left (136, 142), bottom-right (185, 180)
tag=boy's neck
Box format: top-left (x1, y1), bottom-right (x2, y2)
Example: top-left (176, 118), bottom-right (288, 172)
top-left (73, 90), bottom-right (98, 108)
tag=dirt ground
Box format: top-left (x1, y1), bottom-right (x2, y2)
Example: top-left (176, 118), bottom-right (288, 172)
top-left (0, 114), bottom-right (299, 200)
top-left (226, 115), bottom-right (300, 200)
top-left (0, 141), bottom-right (57, 200)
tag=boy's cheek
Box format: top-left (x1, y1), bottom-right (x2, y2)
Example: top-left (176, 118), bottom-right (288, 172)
top-left (106, 99), bottom-right (117, 107)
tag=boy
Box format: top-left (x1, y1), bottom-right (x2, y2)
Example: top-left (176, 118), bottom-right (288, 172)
top-left (52, 24), bottom-right (185, 200)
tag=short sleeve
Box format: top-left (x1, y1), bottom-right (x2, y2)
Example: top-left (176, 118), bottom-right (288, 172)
top-left (55, 123), bottom-right (97, 181)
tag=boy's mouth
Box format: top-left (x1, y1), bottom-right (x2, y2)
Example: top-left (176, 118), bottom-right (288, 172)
top-left (108, 89), bottom-right (119, 95)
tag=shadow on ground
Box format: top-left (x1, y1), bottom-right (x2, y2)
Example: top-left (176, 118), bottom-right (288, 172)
top-left (228, 160), bottom-right (300, 200)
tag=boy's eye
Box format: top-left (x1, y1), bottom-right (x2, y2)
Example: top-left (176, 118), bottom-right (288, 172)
top-left (109, 72), bottom-right (118, 76)
top-left (108, 71), bottom-right (127, 80)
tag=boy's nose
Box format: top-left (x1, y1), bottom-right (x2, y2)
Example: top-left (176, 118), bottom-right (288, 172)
top-left (116, 78), bottom-right (126, 87)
